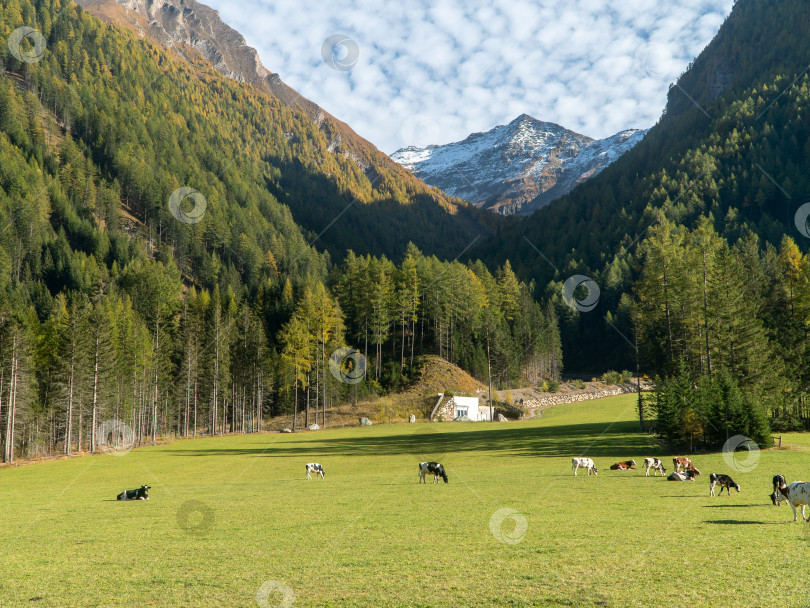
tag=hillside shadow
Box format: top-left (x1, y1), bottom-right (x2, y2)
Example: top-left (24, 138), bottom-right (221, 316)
top-left (264, 156), bottom-right (494, 262)
top-left (167, 420), bottom-right (657, 460)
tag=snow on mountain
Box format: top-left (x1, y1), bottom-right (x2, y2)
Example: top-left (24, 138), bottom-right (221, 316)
top-left (391, 114), bottom-right (647, 216)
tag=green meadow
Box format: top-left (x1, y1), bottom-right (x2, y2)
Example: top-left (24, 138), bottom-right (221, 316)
top-left (2, 394), bottom-right (808, 608)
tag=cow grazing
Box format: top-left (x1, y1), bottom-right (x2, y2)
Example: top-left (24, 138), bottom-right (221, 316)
top-left (709, 473), bottom-right (740, 496)
top-left (117, 485), bottom-right (150, 501)
top-left (419, 462), bottom-right (448, 484)
top-left (610, 460), bottom-right (636, 471)
top-left (572, 457), bottom-right (598, 476)
top-left (305, 463), bottom-right (325, 479)
top-left (643, 458), bottom-right (667, 477)
top-left (673, 457), bottom-right (694, 472)
top-left (771, 474), bottom-right (787, 506)
top-left (773, 480), bottom-right (810, 522)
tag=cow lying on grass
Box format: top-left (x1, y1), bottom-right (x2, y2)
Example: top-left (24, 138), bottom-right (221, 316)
top-left (771, 476), bottom-right (810, 522)
top-left (610, 460), bottom-right (636, 471)
top-left (419, 462), bottom-right (448, 484)
top-left (667, 469), bottom-right (700, 481)
top-left (117, 485), bottom-right (150, 501)
top-left (709, 473), bottom-right (740, 496)
top-left (572, 457), bottom-right (597, 476)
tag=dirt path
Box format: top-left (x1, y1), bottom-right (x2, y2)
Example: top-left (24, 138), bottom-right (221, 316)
top-left (524, 406), bottom-right (544, 420)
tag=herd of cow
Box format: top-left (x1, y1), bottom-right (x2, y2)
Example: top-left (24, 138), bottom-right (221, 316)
top-left (569, 456), bottom-right (810, 521)
top-left (115, 457), bottom-right (810, 523)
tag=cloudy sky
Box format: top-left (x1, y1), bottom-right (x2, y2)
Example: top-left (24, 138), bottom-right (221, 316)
top-left (204, 0), bottom-right (735, 154)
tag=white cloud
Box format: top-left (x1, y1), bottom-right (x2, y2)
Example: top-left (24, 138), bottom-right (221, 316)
top-left (204, 0), bottom-right (735, 153)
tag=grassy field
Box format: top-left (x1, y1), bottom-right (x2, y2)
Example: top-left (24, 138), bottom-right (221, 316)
top-left (2, 394), bottom-right (809, 608)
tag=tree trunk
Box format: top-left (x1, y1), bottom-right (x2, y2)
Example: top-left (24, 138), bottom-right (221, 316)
top-left (6, 335), bottom-right (19, 464)
top-left (91, 334), bottom-right (99, 454)
top-left (702, 249), bottom-right (712, 379)
top-left (305, 373), bottom-right (310, 428)
top-left (292, 381), bottom-right (298, 432)
top-left (152, 317), bottom-right (159, 445)
top-left (66, 342), bottom-right (75, 456)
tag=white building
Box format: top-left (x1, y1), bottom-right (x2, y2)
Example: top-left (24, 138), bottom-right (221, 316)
top-left (437, 395), bottom-right (491, 421)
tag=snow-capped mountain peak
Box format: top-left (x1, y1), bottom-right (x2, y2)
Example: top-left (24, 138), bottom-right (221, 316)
top-left (391, 115), bottom-right (647, 215)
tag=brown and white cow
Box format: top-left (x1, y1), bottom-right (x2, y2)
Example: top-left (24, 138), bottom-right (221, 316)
top-left (609, 460), bottom-right (636, 471)
top-left (673, 457), bottom-right (694, 472)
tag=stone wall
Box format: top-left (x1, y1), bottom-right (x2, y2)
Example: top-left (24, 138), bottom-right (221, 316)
top-left (523, 384), bottom-right (639, 409)
top-left (434, 397), bottom-right (458, 421)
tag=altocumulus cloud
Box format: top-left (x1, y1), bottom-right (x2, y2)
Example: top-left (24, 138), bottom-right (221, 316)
top-left (204, 0), bottom-right (733, 153)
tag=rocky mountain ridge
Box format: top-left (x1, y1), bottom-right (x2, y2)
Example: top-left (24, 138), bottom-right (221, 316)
top-left (392, 114), bottom-right (646, 215)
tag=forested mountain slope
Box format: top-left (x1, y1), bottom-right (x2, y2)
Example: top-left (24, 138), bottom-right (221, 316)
top-left (475, 0), bottom-right (810, 371)
top-left (0, 0), bottom-right (558, 463)
top-left (70, 0), bottom-right (505, 262)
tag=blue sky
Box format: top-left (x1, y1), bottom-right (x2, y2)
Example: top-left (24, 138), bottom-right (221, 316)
top-left (203, 0), bottom-right (735, 154)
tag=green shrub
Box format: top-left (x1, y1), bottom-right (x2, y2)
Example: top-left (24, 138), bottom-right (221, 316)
top-left (602, 370), bottom-right (621, 385)
top-left (573, 379), bottom-right (585, 390)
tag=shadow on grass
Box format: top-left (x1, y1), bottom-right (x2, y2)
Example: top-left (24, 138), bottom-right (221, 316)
top-left (166, 420), bottom-right (657, 460)
top-left (704, 520), bottom-right (776, 525)
top-left (702, 504), bottom-right (766, 508)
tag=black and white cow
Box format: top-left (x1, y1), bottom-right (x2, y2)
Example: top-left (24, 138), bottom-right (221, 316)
top-left (709, 473), bottom-right (740, 496)
top-left (771, 475), bottom-right (810, 522)
top-left (771, 474), bottom-right (787, 506)
top-left (419, 462), bottom-right (448, 484)
top-left (667, 470), bottom-right (697, 481)
top-left (305, 463), bottom-right (325, 479)
top-left (117, 485), bottom-right (150, 501)
top-left (571, 457), bottom-right (597, 476)
top-left (772, 479), bottom-right (810, 522)
top-left (643, 458), bottom-right (666, 477)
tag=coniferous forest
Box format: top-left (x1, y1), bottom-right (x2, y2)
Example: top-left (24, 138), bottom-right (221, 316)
top-left (477, 0), bottom-right (810, 442)
top-left (0, 0), bottom-right (561, 462)
top-left (4, 0), bottom-right (810, 462)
